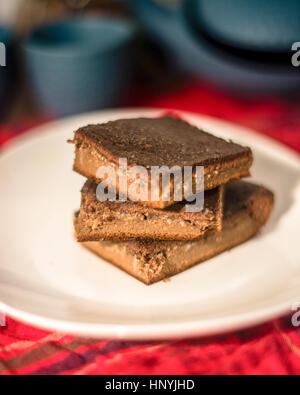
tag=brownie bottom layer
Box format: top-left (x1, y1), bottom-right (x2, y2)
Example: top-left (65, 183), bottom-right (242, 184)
top-left (81, 181), bottom-right (274, 285)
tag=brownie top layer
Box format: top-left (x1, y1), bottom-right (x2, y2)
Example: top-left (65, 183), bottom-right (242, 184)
top-left (74, 116), bottom-right (253, 168)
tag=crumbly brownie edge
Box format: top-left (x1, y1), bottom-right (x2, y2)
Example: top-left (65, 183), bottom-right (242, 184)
top-left (74, 182), bottom-right (223, 241)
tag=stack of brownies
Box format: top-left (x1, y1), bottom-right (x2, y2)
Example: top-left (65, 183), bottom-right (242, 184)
top-left (70, 116), bottom-right (274, 285)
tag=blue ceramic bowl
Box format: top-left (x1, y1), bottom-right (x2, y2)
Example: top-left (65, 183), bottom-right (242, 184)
top-left (129, 0), bottom-right (300, 95)
top-left (0, 27), bottom-right (13, 109)
top-left (24, 18), bottom-right (137, 117)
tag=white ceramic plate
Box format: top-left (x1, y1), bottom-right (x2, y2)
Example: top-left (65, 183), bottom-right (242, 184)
top-left (0, 109), bottom-right (300, 340)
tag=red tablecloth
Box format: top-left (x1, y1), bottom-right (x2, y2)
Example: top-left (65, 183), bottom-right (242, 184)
top-left (1, 82), bottom-right (300, 375)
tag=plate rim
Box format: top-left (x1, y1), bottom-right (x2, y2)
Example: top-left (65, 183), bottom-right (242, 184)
top-left (0, 107), bottom-right (299, 339)
top-left (0, 299), bottom-right (294, 340)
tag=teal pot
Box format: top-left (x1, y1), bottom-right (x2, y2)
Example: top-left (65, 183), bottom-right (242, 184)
top-left (24, 17), bottom-right (137, 117)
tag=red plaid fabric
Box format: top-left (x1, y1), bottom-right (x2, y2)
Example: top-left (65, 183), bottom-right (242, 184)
top-left (0, 81), bottom-right (300, 375)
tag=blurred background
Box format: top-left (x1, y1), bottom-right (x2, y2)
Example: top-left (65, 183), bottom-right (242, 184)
top-left (1, 0), bottom-right (300, 143)
top-left (0, 0), bottom-right (183, 122)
